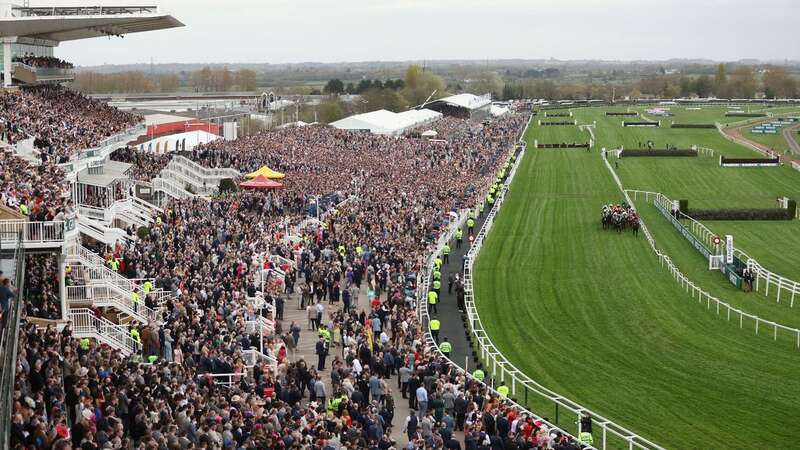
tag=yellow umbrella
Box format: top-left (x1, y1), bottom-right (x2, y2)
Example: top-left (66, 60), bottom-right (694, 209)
top-left (245, 166), bottom-right (285, 180)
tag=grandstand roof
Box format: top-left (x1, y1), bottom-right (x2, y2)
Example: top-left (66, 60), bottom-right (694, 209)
top-left (0, 5), bottom-right (183, 43)
top-left (330, 108), bottom-right (442, 135)
top-left (427, 93), bottom-right (491, 110)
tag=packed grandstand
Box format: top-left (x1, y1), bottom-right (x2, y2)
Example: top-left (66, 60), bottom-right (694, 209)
top-left (0, 76), bottom-right (601, 450)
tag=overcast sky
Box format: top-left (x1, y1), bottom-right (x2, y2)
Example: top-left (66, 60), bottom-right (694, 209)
top-left (45, 0), bottom-right (799, 66)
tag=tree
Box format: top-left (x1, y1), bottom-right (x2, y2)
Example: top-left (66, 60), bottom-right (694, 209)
top-left (401, 64), bottom-right (445, 106)
top-left (383, 79), bottom-right (395, 90)
top-left (472, 72), bottom-right (504, 99)
top-left (763, 66), bottom-right (797, 99)
top-left (361, 87), bottom-right (409, 113)
top-left (355, 79), bottom-right (372, 94)
top-left (345, 82), bottom-right (355, 94)
top-left (629, 86), bottom-right (642, 100)
top-left (372, 80), bottom-right (383, 89)
top-left (318, 98), bottom-right (345, 123)
top-left (235, 69), bottom-right (257, 91)
top-left (157, 74), bottom-right (179, 92)
top-left (323, 79), bottom-right (345, 95)
top-left (692, 75), bottom-right (713, 98)
top-left (714, 63), bottom-right (728, 98)
top-left (730, 66), bottom-right (757, 98)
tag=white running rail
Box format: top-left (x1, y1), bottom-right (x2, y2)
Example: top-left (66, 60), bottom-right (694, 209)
top-left (460, 146), bottom-right (661, 449)
top-left (628, 189), bottom-right (800, 308)
top-left (604, 166), bottom-right (800, 348)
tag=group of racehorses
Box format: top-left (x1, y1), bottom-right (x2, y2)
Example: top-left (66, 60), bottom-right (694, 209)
top-left (601, 204), bottom-right (640, 235)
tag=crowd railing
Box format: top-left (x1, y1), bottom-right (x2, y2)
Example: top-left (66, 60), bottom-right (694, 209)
top-left (455, 143), bottom-right (663, 449)
top-left (68, 307), bottom-right (136, 355)
top-left (0, 232), bottom-right (24, 449)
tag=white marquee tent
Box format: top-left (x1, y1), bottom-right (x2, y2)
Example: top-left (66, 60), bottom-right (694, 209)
top-left (331, 108), bottom-right (442, 135)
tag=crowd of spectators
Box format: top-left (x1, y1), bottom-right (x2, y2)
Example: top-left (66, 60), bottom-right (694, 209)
top-left (0, 86), bottom-right (141, 163)
top-left (12, 54), bottom-right (74, 69)
top-left (0, 150), bottom-right (71, 218)
top-left (7, 106), bottom-right (591, 449)
top-left (110, 148), bottom-right (170, 182)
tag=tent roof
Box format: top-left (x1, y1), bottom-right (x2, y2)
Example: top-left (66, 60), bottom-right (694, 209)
top-left (427, 93), bottom-right (491, 110)
top-left (246, 166), bottom-right (285, 179)
top-left (239, 175), bottom-right (283, 189)
top-left (330, 108), bottom-right (442, 135)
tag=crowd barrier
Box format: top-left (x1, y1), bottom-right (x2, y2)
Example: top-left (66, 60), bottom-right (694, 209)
top-left (419, 113), bottom-right (663, 449)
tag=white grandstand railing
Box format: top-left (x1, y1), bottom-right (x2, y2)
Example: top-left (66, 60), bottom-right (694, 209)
top-left (152, 177), bottom-right (201, 200)
top-left (458, 145), bottom-right (660, 450)
top-left (66, 285), bottom-right (160, 325)
top-left (604, 161), bottom-right (800, 348)
top-left (69, 307), bottom-right (136, 355)
top-left (77, 215), bottom-right (131, 245)
top-left (0, 219), bottom-right (65, 247)
top-left (171, 154), bottom-right (240, 179)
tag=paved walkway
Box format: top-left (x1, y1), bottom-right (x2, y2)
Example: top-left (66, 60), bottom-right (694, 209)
top-left (782, 123), bottom-right (800, 156)
top-left (277, 288), bottom-right (465, 447)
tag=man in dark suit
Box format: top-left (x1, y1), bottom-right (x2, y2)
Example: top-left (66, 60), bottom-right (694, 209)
top-left (315, 336), bottom-right (328, 370)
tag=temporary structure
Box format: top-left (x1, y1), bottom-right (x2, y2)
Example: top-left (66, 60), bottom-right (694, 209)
top-left (245, 166), bottom-right (286, 179)
top-left (239, 175), bottom-right (283, 190)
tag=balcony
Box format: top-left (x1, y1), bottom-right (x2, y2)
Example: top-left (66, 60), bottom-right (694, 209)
top-left (11, 62), bottom-right (75, 85)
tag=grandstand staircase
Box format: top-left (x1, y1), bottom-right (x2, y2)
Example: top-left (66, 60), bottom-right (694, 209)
top-left (68, 308), bottom-right (136, 355)
top-left (152, 155), bottom-right (240, 200)
top-left (65, 244), bottom-right (169, 326)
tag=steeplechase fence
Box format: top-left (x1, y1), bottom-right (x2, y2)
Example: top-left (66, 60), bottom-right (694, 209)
top-left (619, 149), bottom-right (697, 157)
top-left (544, 111), bottom-right (573, 117)
top-left (607, 169), bottom-right (800, 348)
top-left (719, 155), bottom-right (781, 167)
top-left (606, 111), bottom-right (638, 116)
top-left (538, 120), bottom-right (578, 126)
top-left (623, 121), bottom-right (660, 127)
top-left (670, 123), bottom-right (716, 129)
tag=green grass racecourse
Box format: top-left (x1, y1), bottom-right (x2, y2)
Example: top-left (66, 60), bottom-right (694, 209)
top-left (473, 116), bottom-right (800, 449)
top-left (579, 107), bottom-right (800, 283)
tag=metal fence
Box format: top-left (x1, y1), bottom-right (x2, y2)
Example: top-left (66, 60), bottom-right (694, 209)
top-left (0, 232), bottom-right (25, 449)
top-left (607, 166), bottom-right (800, 348)
top-left (456, 144), bottom-right (662, 449)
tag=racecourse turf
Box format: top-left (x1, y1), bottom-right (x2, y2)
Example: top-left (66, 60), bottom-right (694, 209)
top-left (472, 114), bottom-right (800, 449)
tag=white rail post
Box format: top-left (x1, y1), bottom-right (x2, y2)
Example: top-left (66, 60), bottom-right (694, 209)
top-left (755, 319), bottom-right (759, 335)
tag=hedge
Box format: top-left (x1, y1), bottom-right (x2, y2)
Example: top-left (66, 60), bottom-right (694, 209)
top-left (724, 113), bottom-right (766, 117)
top-left (623, 121), bottom-right (659, 127)
top-left (671, 123), bottom-right (716, 129)
top-left (540, 121), bottom-right (574, 126)
top-left (688, 209), bottom-right (792, 220)
top-left (720, 156), bottom-right (780, 165)
top-left (606, 112), bottom-right (638, 116)
top-left (545, 113), bottom-right (571, 117)
top-left (680, 199), bottom-right (795, 220)
top-left (620, 149), bottom-right (697, 157)
top-left (537, 143), bottom-right (590, 149)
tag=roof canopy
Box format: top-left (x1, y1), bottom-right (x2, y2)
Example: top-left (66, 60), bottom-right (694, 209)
top-left (246, 166), bottom-right (285, 180)
top-left (239, 175), bottom-right (283, 190)
top-left (426, 93), bottom-right (492, 111)
top-left (330, 108), bottom-right (442, 135)
top-left (0, 6), bottom-right (183, 43)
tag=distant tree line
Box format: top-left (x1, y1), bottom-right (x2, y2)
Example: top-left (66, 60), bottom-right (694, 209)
top-left (74, 67), bottom-right (258, 93)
